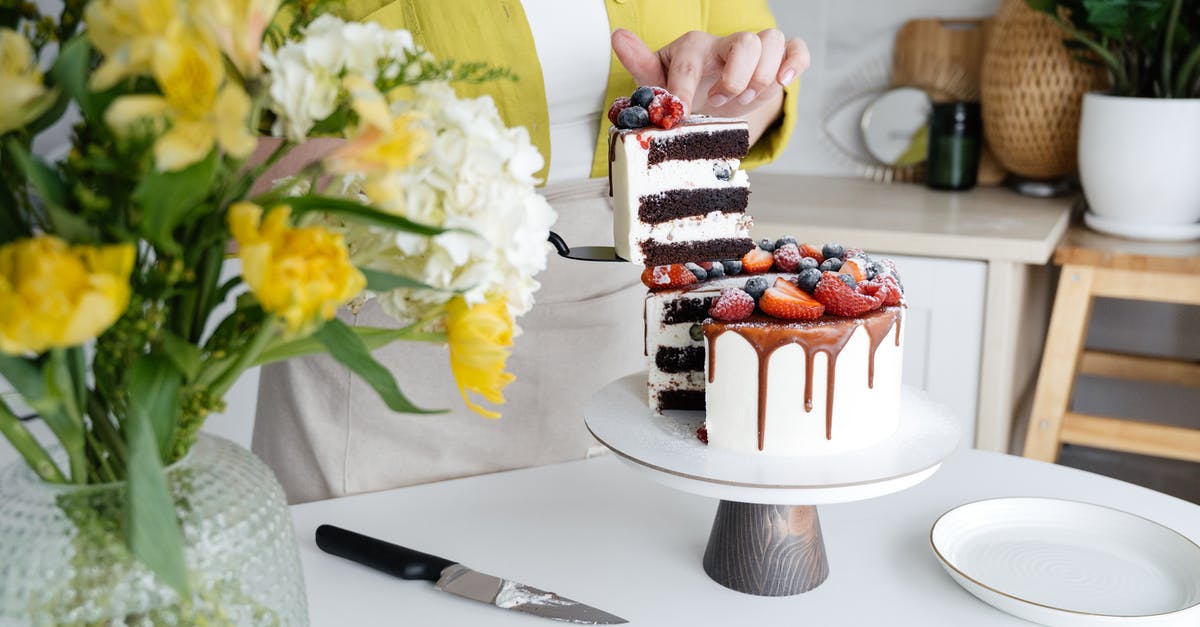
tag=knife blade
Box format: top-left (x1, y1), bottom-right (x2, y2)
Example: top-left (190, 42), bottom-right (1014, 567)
top-left (315, 525), bottom-right (628, 624)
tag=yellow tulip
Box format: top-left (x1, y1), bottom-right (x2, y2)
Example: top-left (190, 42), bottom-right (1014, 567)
top-left (0, 29), bottom-right (55, 135)
top-left (444, 297), bottom-right (515, 419)
top-left (84, 0), bottom-right (178, 89)
top-left (105, 22), bottom-right (255, 171)
top-left (228, 202), bottom-right (367, 334)
top-left (0, 236), bottom-right (135, 355)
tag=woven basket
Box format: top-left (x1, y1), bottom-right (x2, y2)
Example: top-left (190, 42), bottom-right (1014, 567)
top-left (980, 0), bottom-right (1108, 179)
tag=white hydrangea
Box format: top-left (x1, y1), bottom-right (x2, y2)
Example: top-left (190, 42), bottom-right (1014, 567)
top-left (260, 15), bottom-right (418, 141)
top-left (344, 82), bottom-right (556, 330)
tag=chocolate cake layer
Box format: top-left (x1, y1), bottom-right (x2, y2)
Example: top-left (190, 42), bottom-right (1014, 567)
top-left (656, 389), bottom-right (705, 411)
top-left (638, 188), bottom-right (749, 224)
top-left (661, 297), bottom-right (716, 325)
top-left (655, 346), bottom-right (705, 374)
top-left (640, 238), bottom-right (755, 267)
top-left (648, 129), bottom-right (749, 165)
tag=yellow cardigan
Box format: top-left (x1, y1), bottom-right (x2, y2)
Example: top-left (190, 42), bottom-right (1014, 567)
top-left (337, 0), bottom-right (798, 182)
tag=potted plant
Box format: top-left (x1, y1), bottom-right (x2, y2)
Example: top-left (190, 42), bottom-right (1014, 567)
top-left (1030, 0), bottom-right (1200, 240)
top-left (0, 1), bottom-right (551, 623)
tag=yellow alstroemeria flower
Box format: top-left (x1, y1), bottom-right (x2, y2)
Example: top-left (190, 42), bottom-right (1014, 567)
top-left (325, 78), bottom-right (430, 175)
top-left (228, 202), bottom-right (367, 334)
top-left (0, 29), bottom-right (56, 135)
top-left (444, 297), bottom-right (516, 419)
top-left (0, 236), bottom-right (135, 355)
top-left (84, 0), bottom-right (178, 90)
top-left (194, 0), bottom-right (280, 78)
top-left (105, 22), bottom-right (256, 171)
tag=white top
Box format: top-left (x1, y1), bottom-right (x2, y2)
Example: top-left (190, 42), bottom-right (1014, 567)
top-left (292, 450), bottom-right (1200, 626)
top-left (522, 0), bottom-right (611, 183)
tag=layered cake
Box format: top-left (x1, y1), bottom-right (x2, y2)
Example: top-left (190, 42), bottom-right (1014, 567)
top-left (608, 86), bottom-right (754, 265)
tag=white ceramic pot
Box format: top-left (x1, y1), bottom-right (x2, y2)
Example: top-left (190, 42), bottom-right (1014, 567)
top-left (1078, 93), bottom-right (1200, 240)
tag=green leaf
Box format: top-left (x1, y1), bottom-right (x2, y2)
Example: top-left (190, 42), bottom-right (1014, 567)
top-left (50, 37), bottom-right (100, 123)
top-left (128, 355), bottom-right (181, 461)
top-left (255, 324), bottom-right (444, 365)
top-left (284, 195), bottom-right (454, 237)
top-left (360, 268), bottom-right (445, 292)
top-left (1026, 0), bottom-right (1058, 13)
top-left (132, 151), bottom-right (219, 255)
top-left (0, 353), bottom-right (59, 417)
top-left (158, 330), bottom-right (203, 382)
top-left (314, 318), bottom-right (445, 414)
top-left (5, 137), bottom-right (67, 209)
top-left (125, 355), bottom-right (188, 596)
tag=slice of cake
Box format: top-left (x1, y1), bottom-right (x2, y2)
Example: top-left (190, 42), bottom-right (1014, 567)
top-left (608, 88), bottom-right (754, 265)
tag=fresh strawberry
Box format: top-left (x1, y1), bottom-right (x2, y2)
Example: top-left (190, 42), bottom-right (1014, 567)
top-left (709, 288), bottom-right (756, 321)
top-left (759, 283), bottom-right (825, 320)
top-left (841, 258), bottom-right (867, 283)
top-left (874, 274), bottom-right (903, 306)
top-left (772, 243), bottom-right (802, 272)
top-left (647, 93), bottom-right (685, 129)
top-left (799, 243), bottom-right (825, 264)
top-left (607, 97), bottom-right (632, 125)
top-left (697, 425), bottom-right (709, 444)
top-left (813, 271), bottom-right (882, 316)
top-left (842, 247), bottom-right (864, 260)
top-left (740, 247), bottom-right (774, 274)
top-left (641, 263), bottom-right (698, 290)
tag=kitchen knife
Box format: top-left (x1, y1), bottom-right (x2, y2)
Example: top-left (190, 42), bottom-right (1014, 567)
top-left (315, 525), bottom-right (628, 625)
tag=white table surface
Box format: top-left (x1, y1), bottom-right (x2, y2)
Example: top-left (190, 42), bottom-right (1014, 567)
top-left (291, 449), bottom-right (1200, 627)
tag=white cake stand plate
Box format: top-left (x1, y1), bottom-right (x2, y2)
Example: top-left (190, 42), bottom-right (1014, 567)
top-left (584, 373), bottom-right (961, 596)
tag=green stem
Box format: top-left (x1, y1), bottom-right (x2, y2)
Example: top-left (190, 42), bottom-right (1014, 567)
top-left (0, 397), bottom-right (66, 482)
top-left (84, 429), bottom-right (118, 483)
top-left (1054, 16), bottom-right (1129, 93)
top-left (87, 393), bottom-right (128, 470)
top-left (1177, 43), bottom-right (1200, 98)
top-left (209, 317), bottom-right (278, 399)
top-left (49, 348), bottom-right (87, 483)
top-left (189, 242), bottom-right (225, 342)
top-left (1163, 0), bottom-right (1181, 97)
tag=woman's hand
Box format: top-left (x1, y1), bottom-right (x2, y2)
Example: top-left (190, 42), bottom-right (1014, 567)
top-left (611, 28), bottom-right (809, 144)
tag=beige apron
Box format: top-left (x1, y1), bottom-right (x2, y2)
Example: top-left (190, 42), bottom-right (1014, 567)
top-left (252, 179), bottom-right (645, 503)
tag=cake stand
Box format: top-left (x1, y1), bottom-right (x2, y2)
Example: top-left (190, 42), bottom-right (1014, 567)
top-left (584, 373), bottom-right (961, 597)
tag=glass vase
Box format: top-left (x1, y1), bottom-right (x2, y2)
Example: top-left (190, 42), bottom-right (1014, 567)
top-left (0, 433), bottom-right (309, 626)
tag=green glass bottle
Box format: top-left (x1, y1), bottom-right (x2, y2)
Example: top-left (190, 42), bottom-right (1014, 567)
top-left (926, 102), bottom-right (982, 191)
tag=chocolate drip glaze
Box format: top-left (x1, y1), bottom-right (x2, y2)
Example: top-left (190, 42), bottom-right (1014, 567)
top-left (704, 308), bottom-right (903, 451)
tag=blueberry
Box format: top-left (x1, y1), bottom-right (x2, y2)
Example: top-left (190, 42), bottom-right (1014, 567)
top-left (721, 259), bottom-right (742, 275)
top-left (713, 162), bottom-right (733, 181)
top-left (707, 261), bottom-right (725, 278)
top-left (796, 268), bottom-right (822, 293)
top-left (617, 105), bottom-right (649, 129)
top-left (865, 261), bottom-right (886, 280)
top-left (819, 258), bottom-right (843, 272)
top-left (689, 324), bottom-right (704, 342)
top-left (743, 276), bottom-right (769, 301)
top-left (822, 242), bottom-right (845, 260)
top-left (838, 273), bottom-right (856, 288)
top-left (758, 238), bottom-right (776, 253)
top-left (799, 256), bottom-right (819, 270)
top-left (684, 262), bottom-right (707, 282)
top-left (631, 86), bottom-right (656, 108)
top-left (775, 236), bottom-right (797, 250)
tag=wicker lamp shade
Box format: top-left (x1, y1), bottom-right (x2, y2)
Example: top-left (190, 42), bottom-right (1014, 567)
top-left (980, 0), bottom-right (1108, 179)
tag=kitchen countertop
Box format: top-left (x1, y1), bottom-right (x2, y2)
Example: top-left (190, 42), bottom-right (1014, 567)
top-left (292, 450), bottom-right (1200, 626)
top-left (749, 174), bottom-right (1075, 264)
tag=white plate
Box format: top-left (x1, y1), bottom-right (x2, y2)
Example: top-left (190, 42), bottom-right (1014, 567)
top-left (931, 498), bottom-right (1200, 626)
top-left (584, 374), bottom-right (960, 504)
top-left (1083, 211), bottom-right (1200, 242)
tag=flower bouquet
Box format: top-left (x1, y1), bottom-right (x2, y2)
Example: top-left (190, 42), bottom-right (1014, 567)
top-left (0, 0), bottom-right (553, 621)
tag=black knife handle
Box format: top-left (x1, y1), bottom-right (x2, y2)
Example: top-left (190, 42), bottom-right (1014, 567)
top-left (315, 524), bottom-right (456, 582)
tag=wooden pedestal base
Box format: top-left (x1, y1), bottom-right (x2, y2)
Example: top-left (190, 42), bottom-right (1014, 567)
top-left (702, 501), bottom-right (830, 596)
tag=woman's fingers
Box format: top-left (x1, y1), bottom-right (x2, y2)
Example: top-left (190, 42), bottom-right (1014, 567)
top-left (662, 31), bottom-right (713, 112)
top-left (740, 29), bottom-right (785, 104)
top-left (707, 32), bottom-right (762, 107)
top-left (611, 28), bottom-right (667, 88)
top-left (777, 37), bottom-right (811, 86)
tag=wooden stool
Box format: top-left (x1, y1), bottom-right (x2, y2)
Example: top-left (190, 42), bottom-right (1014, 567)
top-left (1023, 226), bottom-right (1200, 463)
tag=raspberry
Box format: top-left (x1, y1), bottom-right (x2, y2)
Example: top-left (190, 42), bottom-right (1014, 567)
top-left (607, 97), bottom-right (632, 125)
top-left (647, 93), bottom-right (685, 129)
top-left (709, 288), bottom-right (756, 321)
top-left (813, 271), bottom-right (882, 316)
top-left (697, 425), bottom-right (709, 444)
top-left (772, 243), bottom-right (802, 272)
top-left (799, 243), bottom-right (825, 264)
top-left (741, 247), bottom-right (774, 273)
top-left (640, 263), bottom-right (698, 290)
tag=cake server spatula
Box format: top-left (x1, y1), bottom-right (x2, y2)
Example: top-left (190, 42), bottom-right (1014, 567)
top-left (315, 525), bottom-right (628, 624)
top-left (548, 231), bottom-right (625, 262)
